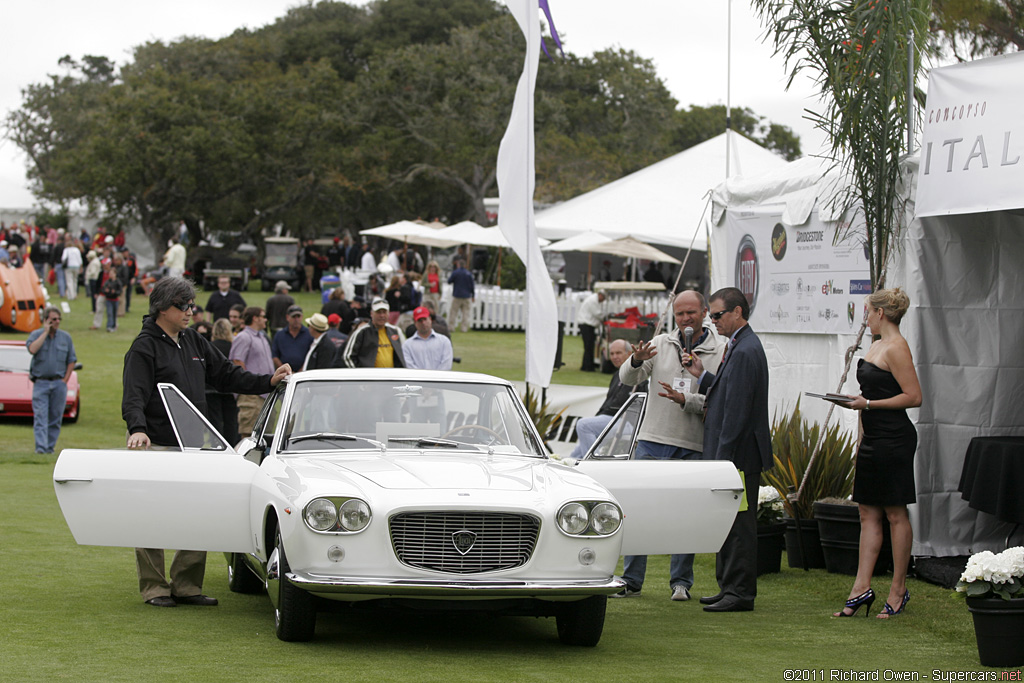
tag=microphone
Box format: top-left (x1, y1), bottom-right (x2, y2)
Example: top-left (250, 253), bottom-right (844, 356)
top-left (683, 326), bottom-right (694, 366)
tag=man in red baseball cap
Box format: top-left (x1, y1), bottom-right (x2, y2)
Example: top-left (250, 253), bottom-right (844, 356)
top-left (324, 312), bottom-right (348, 360)
top-left (403, 306), bottom-right (452, 370)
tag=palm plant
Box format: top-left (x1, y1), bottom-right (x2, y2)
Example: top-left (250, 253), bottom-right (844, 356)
top-left (521, 385), bottom-right (567, 448)
top-left (762, 401), bottom-right (856, 520)
top-left (751, 0), bottom-right (930, 288)
top-left (750, 0), bottom-right (929, 506)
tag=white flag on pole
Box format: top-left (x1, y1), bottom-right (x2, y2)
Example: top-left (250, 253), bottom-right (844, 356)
top-left (497, 0), bottom-right (558, 388)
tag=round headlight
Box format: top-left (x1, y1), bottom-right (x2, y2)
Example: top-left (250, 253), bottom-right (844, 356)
top-left (339, 499), bottom-right (371, 532)
top-left (557, 502), bottom-right (589, 535)
top-left (304, 498), bottom-right (337, 531)
top-left (589, 502), bottom-right (622, 535)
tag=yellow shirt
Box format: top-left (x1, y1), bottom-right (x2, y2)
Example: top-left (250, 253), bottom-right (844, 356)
top-left (375, 326), bottom-right (394, 368)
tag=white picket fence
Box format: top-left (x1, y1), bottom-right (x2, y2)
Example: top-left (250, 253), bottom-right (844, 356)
top-left (440, 285), bottom-right (674, 336)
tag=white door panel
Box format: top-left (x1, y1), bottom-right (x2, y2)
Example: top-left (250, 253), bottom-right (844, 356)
top-left (53, 449), bottom-right (258, 552)
top-left (575, 460), bottom-right (742, 555)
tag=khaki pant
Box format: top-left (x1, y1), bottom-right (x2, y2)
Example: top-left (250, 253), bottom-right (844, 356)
top-left (135, 548), bottom-right (206, 601)
top-left (237, 394), bottom-right (264, 436)
top-left (450, 297), bottom-right (472, 333)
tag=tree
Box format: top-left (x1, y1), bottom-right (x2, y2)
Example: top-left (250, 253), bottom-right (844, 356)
top-left (931, 0), bottom-right (1024, 60)
top-left (669, 104), bottom-right (802, 161)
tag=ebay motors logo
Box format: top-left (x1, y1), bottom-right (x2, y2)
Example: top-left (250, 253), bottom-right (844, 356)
top-left (735, 235), bottom-right (759, 314)
top-left (821, 280), bottom-right (845, 295)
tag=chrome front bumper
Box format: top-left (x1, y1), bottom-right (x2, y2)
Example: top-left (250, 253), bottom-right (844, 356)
top-left (287, 571), bottom-right (626, 598)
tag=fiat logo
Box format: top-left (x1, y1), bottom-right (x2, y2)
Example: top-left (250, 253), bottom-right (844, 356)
top-left (452, 530), bottom-right (477, 555)
top-left (735, 234), bottom-right (759, 315)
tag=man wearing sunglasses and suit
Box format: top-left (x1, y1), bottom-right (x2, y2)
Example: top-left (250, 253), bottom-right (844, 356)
top-left (122, 276), bottom-right (292, 609)
top-left (683, 286), bottom-right (772, 613)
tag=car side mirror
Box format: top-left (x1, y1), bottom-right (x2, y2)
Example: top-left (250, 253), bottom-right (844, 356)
top-left (243, 445), bottom-right (266, 465)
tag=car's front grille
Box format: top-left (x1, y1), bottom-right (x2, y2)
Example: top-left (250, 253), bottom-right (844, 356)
top-left (390, 512), bottom-right (540, 574)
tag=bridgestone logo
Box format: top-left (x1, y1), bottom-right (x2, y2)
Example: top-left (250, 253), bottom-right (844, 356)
top-left (796, 231), bottom-right (824, 243)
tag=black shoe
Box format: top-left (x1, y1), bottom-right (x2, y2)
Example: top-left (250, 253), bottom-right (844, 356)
top-left (609, 586), bottom-right (642, 598)
top-left (703, 597), bottom-right (754, 612)
top-left (699, 593), bottom-right (724, 605)
top-left (173, 594), bottom-right (218, 606)
top-left (145, 596), bottom-right (177, 608)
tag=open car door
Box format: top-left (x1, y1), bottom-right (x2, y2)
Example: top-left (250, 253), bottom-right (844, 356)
top-left (53, 383), bottom-right (258, 553)
top-left (575, 393), bottom-right (743, 556)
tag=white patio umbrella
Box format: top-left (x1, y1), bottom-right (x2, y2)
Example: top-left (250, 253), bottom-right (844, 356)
top-left (360, 220), bottom-right (460, 248)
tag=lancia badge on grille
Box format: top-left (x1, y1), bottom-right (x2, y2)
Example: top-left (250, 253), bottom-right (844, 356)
top-left (451, 530), bottom-right (477, 555)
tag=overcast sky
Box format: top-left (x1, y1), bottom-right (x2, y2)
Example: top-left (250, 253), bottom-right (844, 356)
top-left (0, 0), bottom-right (832, 209)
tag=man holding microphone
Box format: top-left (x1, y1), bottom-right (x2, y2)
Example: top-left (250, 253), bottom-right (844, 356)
top-left (613, 290), bottom-right (725, 601)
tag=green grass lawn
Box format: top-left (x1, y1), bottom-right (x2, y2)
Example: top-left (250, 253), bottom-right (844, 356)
top-left (0, 283), bottom-right (987, 680)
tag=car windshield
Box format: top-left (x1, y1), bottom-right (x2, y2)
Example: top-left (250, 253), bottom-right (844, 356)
top-left (264, 243), bottom-right (296, 267)
top-left (0, 346), bottom-right (31, 372)
top-left (279, 380), bottom-right (545, 456)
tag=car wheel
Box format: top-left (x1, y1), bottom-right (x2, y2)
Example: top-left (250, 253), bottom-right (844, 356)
top-left (66, 400), bottom-right (79, 424)
top-left (227, 552), bottom-right (263, 594)
top-left (555, 595), bottom-right (606, 647)
top-left (273, 528), bottom-right (317, 642)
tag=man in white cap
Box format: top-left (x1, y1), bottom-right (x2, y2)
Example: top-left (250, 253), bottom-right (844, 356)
top-left (264, 280), bottom-right (295, 335)
top-left (301, 313), bottom-right (337, 370)
top-left (0, 240), bottom-right (10, 264)
top-left (403, 306), bottom-right (452, 370)
top-left (342, 298), bottom-right (405, 368)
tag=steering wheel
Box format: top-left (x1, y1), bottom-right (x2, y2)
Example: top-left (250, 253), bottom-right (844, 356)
top-left (441, 424), bottom-right (502, 441)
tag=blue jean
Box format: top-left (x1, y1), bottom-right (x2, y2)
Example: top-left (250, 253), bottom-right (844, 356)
top-left (621, 441), bottom-right (703, 591)
top-left (570, 414), bottom-right (613, 459)
top-left (55, 263), bottom-right (65, 298)
top-left (106, 298), bottom-right (118, 330)
top-left (32, 378), bottom-right (67, 452)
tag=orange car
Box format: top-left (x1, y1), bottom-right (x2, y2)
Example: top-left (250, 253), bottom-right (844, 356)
top-left (0, 259), bottom-right (48, 332)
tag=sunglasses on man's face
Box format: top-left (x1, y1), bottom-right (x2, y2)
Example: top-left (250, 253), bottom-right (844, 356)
top-left (709, 310), bottom-right (728, 321)
top-left (173, 302), bottom-right (196, 312)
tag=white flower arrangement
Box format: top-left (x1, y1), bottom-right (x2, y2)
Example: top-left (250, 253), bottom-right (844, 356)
top-left (757, 486), bottom-right (785, 525)
top-left (956, 546), bottom-right (1024, 600)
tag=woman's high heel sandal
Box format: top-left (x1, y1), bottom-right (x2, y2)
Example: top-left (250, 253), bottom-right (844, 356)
top-left (834, 588), bottom-right (875, 617)
top-left (877, 589), bottom-right (910, 619)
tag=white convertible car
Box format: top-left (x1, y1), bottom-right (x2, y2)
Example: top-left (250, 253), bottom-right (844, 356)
top-left (53, 370), bottom-right (741, 646)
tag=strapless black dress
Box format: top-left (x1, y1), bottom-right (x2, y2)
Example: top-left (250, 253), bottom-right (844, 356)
top-left (852, 359), bottom-right (918, 506)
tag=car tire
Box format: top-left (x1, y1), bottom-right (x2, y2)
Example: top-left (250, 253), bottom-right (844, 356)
top-left (273, 528), bottom-right (317, 642)
top-left (227, 552), bottom-right (263, 594)
top-left (555, 595), bottom-right (606, 647)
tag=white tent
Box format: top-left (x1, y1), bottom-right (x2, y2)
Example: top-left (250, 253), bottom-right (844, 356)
top-left (707, 51), bottom-right (1024, 557)
top-left (535, 132), bottom-right (789, 250)
top-left (893, 51), bottom-right (1024, 557)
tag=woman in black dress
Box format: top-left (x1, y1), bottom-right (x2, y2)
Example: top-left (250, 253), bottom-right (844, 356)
top-left (832, 288), bottom-right (921, 619)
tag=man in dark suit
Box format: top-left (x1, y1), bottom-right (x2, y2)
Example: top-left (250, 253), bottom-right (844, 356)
top-left (683, 286), bottom-right (771, 612)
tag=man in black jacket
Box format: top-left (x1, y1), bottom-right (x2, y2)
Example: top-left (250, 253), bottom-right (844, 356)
top-left (205, 276), bottom-right (247, 321)
top-left (568, 339), bottom-right (645, 459)
top-left (123, 277), bottom-right (291, 609)
top-left (342, 298), bottom-right (405, 368)
top-left (685, 286), bottom-right (771, 613)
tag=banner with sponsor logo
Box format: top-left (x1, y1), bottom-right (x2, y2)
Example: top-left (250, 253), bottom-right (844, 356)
top-left (722, 206), bottom-right (871, 334)
top-left (916, 51), bottom-right (1024, 217)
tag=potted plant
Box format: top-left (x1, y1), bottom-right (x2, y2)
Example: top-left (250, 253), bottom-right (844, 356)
top-left (762, 401), bottom-right (855, 569)
top-left (956, 547), bottom-right (1024, 667)
top-left (812, 497), bottom-right (893, 576)
top-left (756, 486), bottom-right (786, 575)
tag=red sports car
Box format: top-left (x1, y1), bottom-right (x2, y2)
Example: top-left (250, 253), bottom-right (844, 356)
top-left (0, 340), bottom-right (80, 422)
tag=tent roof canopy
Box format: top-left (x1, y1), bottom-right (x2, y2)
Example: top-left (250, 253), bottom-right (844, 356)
top-left (534, 132), bottom-right (788, 250)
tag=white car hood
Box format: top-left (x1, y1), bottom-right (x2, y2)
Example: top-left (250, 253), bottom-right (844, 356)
top-left (298, 454), bottom-right (546, 491)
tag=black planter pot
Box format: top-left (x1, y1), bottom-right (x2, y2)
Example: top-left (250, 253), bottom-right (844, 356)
top-left (966, 596), bottom-right (1024, 667)
top-left (813, 501), bottom-right (894, 576)
top-left (757, 522), bottom-right (786, 576)
top-left (784, 516), bottom-right (826, 569)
